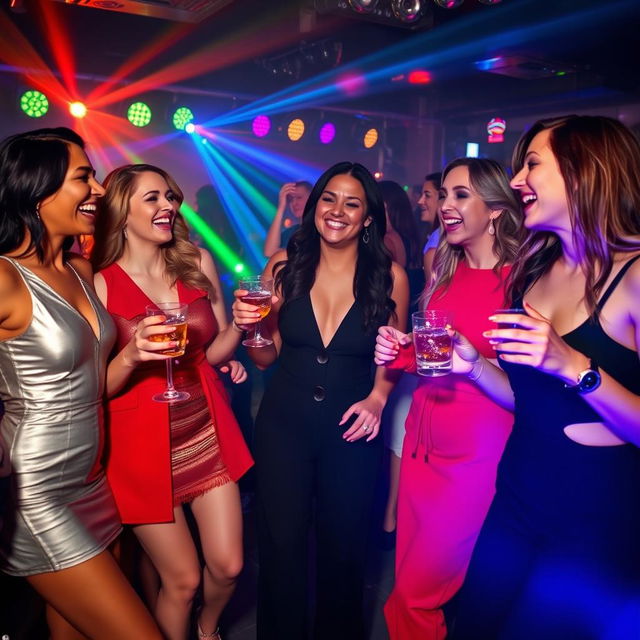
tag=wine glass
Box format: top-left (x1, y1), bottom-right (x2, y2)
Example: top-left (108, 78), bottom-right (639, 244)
top-left (238, 276), bottom-right (273, 347)
top-left (145, 302), bottom-right (190, 403)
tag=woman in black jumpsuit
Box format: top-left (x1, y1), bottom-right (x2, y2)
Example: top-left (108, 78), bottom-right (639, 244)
top-left (233, 162), bottom-right (408, 640)
top-left (447, 115), bottom-right (640, 639)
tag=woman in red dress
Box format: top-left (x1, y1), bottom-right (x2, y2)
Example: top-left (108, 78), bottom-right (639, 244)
top-left (91, 164), bottom-right (253, 640)
top-left (375, 158), bottom-right (523, 639)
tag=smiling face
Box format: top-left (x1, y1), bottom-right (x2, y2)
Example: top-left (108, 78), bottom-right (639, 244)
top-left (38, 142), bottom-right (104, 237)
top-left (290, 184), bottom-right (311, 218)
top-left (510, 128), bottom-right (571, 233)
top-left (417, 179), bottom-right (440, 223)
top-left (314, 173), bottom-right (371, 246)
top-left (125, 171), bottom-right (179, 245)
top-left (438, 165), bottom-right (497, 247)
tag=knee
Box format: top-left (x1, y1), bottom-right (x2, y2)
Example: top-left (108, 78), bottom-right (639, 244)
top-left (207, 555), bottom-right (243, 583)
top-left (162, 567), bottom-right (201, 603)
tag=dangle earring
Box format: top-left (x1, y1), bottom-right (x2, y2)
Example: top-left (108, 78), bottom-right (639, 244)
top-left (123, 226), bottom-right (128, 240)
top-left (35, 204), bottom-right (41, 221)
top-left (488, 218), bottom-right (495, 236)
top-left (362, 226), bottom-right (370, 244)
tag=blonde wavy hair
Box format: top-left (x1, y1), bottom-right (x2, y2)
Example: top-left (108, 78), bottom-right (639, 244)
top-left (91, 164), bottom-right (213, 295)
top-left (420, 158), bottom-right (523, 308)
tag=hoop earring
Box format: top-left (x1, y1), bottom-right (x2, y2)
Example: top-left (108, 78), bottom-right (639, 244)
top-left (362, 226), bottom-right (370, 244)
top-left (488, 219), bottom-right (495, 236)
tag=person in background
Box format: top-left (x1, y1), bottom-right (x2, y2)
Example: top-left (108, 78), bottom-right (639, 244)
top-left (0, 128), bottom-right (162, 639)
top-left (375, 158), bottom-right (523, 640)
top-left (419, 172), bottom-right (442, 283)
top-left (377, 180), bottom-right (426, 545)
top-left (233, 161), bottom-right (408, 639)
top-left (263, 180), bottom-right (312, 258)
top-left (91, 163), bottom-right (253, 640)
top-left (450, 115), bottom-right (640, 639)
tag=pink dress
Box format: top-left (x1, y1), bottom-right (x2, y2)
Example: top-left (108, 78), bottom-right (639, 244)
top-left (384, 260), bottom-right (514, 639)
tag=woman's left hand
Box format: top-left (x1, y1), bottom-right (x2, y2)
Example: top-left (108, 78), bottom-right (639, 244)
top-left (485, 301), bottom-right (588, 383)
top-left (339, 395), bottom-right (384, 443)
top-left (218, 360), bottom-right (248, 384)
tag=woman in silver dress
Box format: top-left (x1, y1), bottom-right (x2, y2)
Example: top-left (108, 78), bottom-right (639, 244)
top-left (0, 128), bottom-right (163, 639)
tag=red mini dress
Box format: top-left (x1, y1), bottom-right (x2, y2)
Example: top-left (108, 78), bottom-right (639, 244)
top-left (100, 263), bottom-right (253, 524)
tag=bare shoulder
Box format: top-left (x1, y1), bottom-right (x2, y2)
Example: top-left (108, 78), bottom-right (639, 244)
top-left (0, 258), bottom-right (30, 334)
top-left (391, 261), bottom-right (409, 289)
top-left (621, 250), bottom-right (640, 297)
top-left (67, 253), bottom-right (94, 286)
top-left (198, 247), bottom-right (220, 278)
top-left (0, 257), bottom-right (24, 299)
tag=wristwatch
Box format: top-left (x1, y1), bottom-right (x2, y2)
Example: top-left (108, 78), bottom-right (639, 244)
top-left (565, 359), bottom-right (601, 394)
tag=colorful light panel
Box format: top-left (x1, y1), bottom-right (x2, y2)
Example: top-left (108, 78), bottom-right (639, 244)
top-left (20, 90), bottom-right (49, 118)
top-left (319, 122), bottom-right (336, 144)
top-left (287, 118), bottom-right (305, 141)
top-left (127, 101), bottom-right (152, 127)
top-left (252, 115), bottom-right (271, 137)
top-left (172, 106), bottom-right (194, 131)
top-left (363, 127), bottom-right (378, 148)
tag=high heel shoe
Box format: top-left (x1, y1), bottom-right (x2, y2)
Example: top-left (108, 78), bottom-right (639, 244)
top-left (197, 623), bottom-right (221, 639)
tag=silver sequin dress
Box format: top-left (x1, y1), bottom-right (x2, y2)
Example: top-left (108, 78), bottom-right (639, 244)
top-left (0, 257), bottom-right (121, 576)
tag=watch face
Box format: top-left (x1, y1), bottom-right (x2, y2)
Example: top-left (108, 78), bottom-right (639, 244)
top-left (578, 370), bottom-right (601, 393)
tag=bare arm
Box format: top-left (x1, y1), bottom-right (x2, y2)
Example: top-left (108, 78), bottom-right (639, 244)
top-left (263, 184), bottom-right (295, 258)
top-left (95, 271), bottom-right (176, 397)
top-left (423, 248), bottom-right (436, 285)
top-left (198, 248), bottom-right (244, 366)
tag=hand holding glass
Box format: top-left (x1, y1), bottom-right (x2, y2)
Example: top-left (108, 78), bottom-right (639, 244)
top-left (412, 310), bottom-right (453, 376)
top-left (145, 302), bottom-right (189, 403)
top-left (238, 277), bottom-right (273, 348)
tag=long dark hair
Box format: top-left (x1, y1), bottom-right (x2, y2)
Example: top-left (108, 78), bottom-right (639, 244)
top-left (0, 127), bottom-right (85, 262)
top-left (507, 115), bottom-right (640, 313)
top-left (378, 180), bottom-right (422, 269)
top-left (275, 161), bottom-right (395, 332)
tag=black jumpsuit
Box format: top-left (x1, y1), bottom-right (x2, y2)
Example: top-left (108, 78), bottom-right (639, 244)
top-left (254, 294), bottom-right (383, 640)
top-left (452, 255), bottom-right (640, 639)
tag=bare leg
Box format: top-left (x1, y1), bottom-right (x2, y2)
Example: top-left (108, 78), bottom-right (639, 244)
top-left (191, 482), bottom-right (243, 636)
top-left (134, 507), bottom-right (201, 640)
top-left (27, 549), bottom-right (162, 640)
top-left (384, 452), bottom-right (402, 532)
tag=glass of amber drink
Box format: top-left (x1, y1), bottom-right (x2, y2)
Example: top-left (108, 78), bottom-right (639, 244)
top-left (239, 276), bottom-right (273, 348)
top-left (411, 310), bottom-right (453, 377)
top-left (145, 302), bottom-right (190, 402)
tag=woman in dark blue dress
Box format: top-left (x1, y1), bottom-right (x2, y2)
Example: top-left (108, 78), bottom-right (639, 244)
top-left (448, 115), bottom-right (640, 639)
top-left (233, 162), bottom-right (408, 640)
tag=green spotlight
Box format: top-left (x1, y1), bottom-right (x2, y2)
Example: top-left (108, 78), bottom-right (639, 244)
top-left (234, 263), bottom-right (245, 273)
top-left (127, 101), bottom-right (152, 127)
top-left (173, 107), bottom-right (194, 131)
top-left (20, 90), bottom-right (49, 118)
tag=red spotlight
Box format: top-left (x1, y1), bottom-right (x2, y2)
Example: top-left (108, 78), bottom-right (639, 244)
top-left (408, 70), bottom-right (431, 85)
top-left (69, 101), bottom-right (87, 118)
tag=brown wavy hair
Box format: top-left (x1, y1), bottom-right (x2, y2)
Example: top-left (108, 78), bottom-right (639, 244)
top-left (421, 157), bottom-right (523, 308)
top-left (507, 115), bottom-right (640, 313)
top-left (91, 164), bottom-right (213, 295)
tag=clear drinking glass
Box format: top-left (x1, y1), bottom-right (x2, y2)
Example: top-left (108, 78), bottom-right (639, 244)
top-left (411, 310), bottom-right (453, 377)
top-left (493, 308), bottom-right (527, 353)
top-left (145, 302), bottom-right (190, 403)
top-left (239, 276), bottom-right (273, 348)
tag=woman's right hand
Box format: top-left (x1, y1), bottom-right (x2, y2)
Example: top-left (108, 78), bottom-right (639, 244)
top-left (122, 315), bottom-right (177, 366)
top-left (374, 326), bottom-right (411, 366)
top-left (231, 289), bottom-right (278, 331)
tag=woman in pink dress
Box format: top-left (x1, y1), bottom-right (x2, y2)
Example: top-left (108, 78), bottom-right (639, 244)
top-left (375, 158), bottom-right (523, 639)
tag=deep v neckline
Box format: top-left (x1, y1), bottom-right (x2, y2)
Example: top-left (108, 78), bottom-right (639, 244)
top-left (112, 262), bottom-right (181, 309)
top-left (7, 259), bottom-right (102, 342)
top-left (308, 293), bottom-right (356, 350)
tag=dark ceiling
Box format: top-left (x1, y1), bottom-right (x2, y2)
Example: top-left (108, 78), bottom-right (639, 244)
top-left (3, 0), bottom-right (640, 124)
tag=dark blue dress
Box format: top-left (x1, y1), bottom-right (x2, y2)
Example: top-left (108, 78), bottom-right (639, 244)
top-left (452, 256), bottom-right (640, 639)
